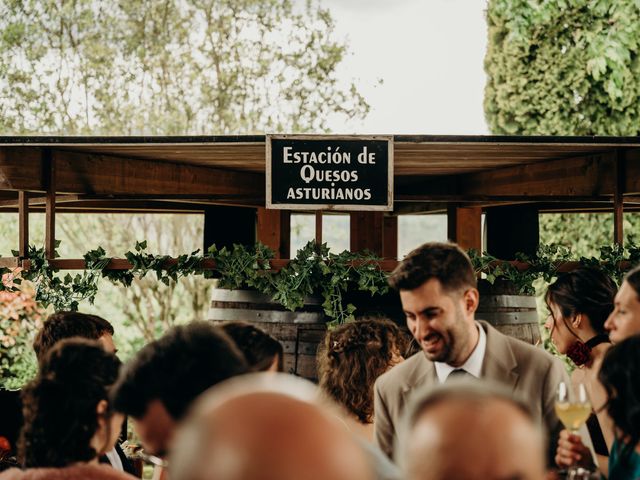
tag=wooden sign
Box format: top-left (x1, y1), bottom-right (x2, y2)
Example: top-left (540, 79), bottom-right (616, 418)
top-left (266, 135), bottom-right (393, 211)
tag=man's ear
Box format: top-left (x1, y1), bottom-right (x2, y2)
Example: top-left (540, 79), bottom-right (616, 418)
top-left (464, 288), bottom-right (480, 315)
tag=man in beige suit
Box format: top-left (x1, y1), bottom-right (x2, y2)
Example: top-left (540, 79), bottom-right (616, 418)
top-left (373, 242), bottom-right (569, 463)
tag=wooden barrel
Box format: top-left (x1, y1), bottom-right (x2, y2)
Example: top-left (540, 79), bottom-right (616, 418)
top-left (477, 280), bottom-right (540, 345)
top-left (208, 288), bottom-right (326, 381)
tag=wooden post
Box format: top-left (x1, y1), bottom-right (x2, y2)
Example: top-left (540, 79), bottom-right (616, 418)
top-left (18, 191), bottom-right (29, 258)
top-left (315, 211), bottom-right (323, 245)
top-left (447, 206), bottom-right (482, 251)
top-left (44, 150), bottom-right (56, 259)
top-left (350, 212), bottom-right (384, 255)
top-left (614, 150), bottom-right (625, 246)
top-left (382, 215), bottom-right (398, 259)
top-left (257, 208), bottom-right (291, 259)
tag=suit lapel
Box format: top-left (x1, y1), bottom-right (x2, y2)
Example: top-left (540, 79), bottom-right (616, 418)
top-left (479, 321), bottom-right (519, 389)
top-left (400, 353), bottom-right (437, 403)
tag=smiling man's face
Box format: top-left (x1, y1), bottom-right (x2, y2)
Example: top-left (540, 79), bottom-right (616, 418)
top-left (401, 278), bottom-right (477, 366)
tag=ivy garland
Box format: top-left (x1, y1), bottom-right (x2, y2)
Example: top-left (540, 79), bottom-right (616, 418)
top-left (1, 240), bottom-right (390, 325)
top-left (2, 240), bottom-right (640, 324)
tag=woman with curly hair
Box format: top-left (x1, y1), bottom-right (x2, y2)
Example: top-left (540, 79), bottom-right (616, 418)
top-left (544, 267), bottom-right (617, 474)
top-left (317, 317), bottom-right (407, 442)
top-left (0, 338), bottom-right (134, 480)
top-left (598, 335), bottom-right (640, 479)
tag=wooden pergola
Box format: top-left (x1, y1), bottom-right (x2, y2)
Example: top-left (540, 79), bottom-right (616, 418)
top-left (0, 134), bottom-right (638, 268)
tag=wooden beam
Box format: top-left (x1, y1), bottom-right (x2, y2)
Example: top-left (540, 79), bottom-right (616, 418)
top-left (19, 257), bottom-right (400, 272)
top-left (44, 150), bottom-right (56, 259)
top-left (614, 150), bottom-right (625, 245)
top-left (18, 191), bottom-right (29, 258)
top-left (0, 147), bottom-right (264, 198)
top-left (0, 257), bottom-right (20, 268)
top-left (457, 152), bottom-right (618, 197)
top-left (53, 150), bottom-right (263, 197)
top-left (257, 208), bottom-right (291, 259)
top-left (315, 211), bottom-right (323, 245)
top-left (447, 206), bottom-right (482, 251)
top-left (383, 216), bottom-right (398, 259)
top-left (350, 212), bottom-right (384, 255)
top-left (0, 148), bottom-right (44, 191)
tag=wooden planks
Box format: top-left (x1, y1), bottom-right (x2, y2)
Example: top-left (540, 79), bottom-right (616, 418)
top-left (350, 212), bottom-right (384, 256)
top-left (257, 208), bottom-right (290, 259)
top-left (447, 206), bottom-right (482, 251)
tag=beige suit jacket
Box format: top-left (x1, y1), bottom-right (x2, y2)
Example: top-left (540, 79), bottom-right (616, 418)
top-left (373, 321), bottom-right (569, 462)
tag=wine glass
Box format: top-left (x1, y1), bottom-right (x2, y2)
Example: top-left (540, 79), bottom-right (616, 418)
top-left (555, 381), bottom-right (592, 478)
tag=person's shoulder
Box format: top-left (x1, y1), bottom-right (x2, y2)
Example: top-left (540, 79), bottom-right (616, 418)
top-left (483, 322), bottom-right (563, 369)
top-left (0, 468), bottom-right (23, 480)
top-left (65, 464), bottom-right (137, 480)
top-left (376, 352), bottom-right (426, 392)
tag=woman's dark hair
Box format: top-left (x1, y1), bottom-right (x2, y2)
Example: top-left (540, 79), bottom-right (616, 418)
top-left (317, 317), bottom-right (408, 423)
top-left (33, 311), bottom-right (114, 364)
top-left (220, 322), bottom-right (283, 372)
top-left (598, 335), bottom-right (640, 465)
top-left (624, 265), bottom-right (640, 298)
top-left (19, 338), bottom-right (121, 468)
top-left (545, 267), bottom-right (617, 336)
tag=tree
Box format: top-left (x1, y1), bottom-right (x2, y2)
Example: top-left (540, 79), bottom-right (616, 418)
top-left (485, 0), bottom-right (640, 135)
top-left (484, 1), bottom-right (640, 253)
top-left (0, 0), bottom-right (368, 135)
top-left (0, 0), bottom-right (369, 359)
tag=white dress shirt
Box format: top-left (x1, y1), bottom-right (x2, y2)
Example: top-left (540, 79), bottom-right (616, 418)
top-left (105, 447), bottom-right (124, 471)
top-left (434, 322), bottom-right (487, 383)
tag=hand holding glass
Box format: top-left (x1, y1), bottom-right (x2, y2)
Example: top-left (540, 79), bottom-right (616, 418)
top-left (555, 382), bottom-right (592, 478)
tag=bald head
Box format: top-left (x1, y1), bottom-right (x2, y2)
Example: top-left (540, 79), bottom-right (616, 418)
top-left (170, 374), bottom-right (373, 480)
top-left (400, 382), bottom-right (546, 480)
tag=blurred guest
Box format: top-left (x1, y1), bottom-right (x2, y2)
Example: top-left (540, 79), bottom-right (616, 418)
top-left (605, 265), bottom-right (640, 342)
top-left (598, 335), bottom-right (640, 479)
top-left (169, 373), bottom-right (373, 480)
top-left (0, 339), bottom-right (133, 480)
top-left (317, 317), bottom-right (406, 441)
top-left (31, 311), bottom-right (134, 475)
top-left (33, 311), bottom-right (117, 363)
top-left (544, 268), bottom-right (616, 471)
top-left (220, 322), bottom-right (283, 372)
top-left (398, 381), bottom-right (546, 480)
top-left (112, 322), bottom-right (248, 474)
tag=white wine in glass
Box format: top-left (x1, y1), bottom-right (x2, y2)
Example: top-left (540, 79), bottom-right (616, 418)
top-left (555, 381), bottom-right (592, 478)
top-left (555, 381), bottom-right (591, 433)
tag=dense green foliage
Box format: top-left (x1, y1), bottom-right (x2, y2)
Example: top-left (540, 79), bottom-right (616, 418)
top-left (485, 0), bottom-right (640, 135)
top-left (0, 0), bottom-right (368, 135)
top-left (540, 212), bottom-right (640, 257)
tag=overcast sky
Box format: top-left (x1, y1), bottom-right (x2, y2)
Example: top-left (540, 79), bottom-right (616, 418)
top-left (323, 0), bottom-right (489, 135)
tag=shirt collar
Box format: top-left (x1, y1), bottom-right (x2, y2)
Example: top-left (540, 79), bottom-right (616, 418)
top-left (434, 322), bottom-right (486, 383)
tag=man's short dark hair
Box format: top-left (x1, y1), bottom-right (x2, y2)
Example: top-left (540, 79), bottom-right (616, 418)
top-left (388, 242), bottom-right (477, 293)
top-left (112, 322), bottom-right (249, 421)
top-left (220, 322), bottom-right (283, 372)
top-left (33, 311), bottom-right (115, 364)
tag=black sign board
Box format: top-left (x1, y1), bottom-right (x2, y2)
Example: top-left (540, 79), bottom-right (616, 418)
top-left (266, 135), bottom-right (393, 211)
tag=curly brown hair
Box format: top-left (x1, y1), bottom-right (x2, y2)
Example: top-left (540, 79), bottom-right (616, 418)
top-left (317, 317), bottom-right (408, 423)
top-left (19, 338), bottom-right (121, 467)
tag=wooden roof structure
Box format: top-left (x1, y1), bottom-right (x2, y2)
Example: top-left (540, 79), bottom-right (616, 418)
top-left (1, 134), bottom-right (639, 215)
top-left (0, 134), bottom-right (638, 265)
